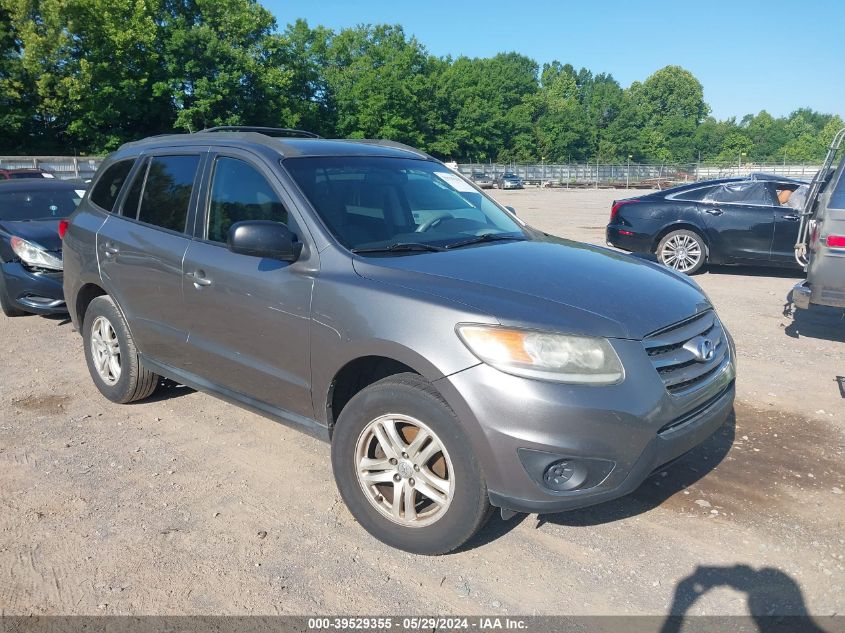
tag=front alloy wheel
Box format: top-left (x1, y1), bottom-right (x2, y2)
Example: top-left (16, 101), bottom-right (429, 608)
top-left (331, 373), bottom-right (491, 555)
top-left (355, 414), bottom-right (454, 527)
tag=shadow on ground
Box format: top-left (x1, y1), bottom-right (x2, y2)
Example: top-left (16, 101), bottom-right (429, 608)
top-left (660, 564), bottom-right (830, 632)
top-left (782, 300), bottom-right (845, 343)
top-left (133, 378), bottom-right (197, 404)
top-left (703, 264), bottom-right (803, 279)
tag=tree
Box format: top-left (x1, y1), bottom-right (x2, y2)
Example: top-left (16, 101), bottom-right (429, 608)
top-left (431, 52), bottom-right (538, 161)
top-left (635, 65), bottom-right (708, 162)
top-left (154, 0), bottom-right (296, 134)
top-left (320, 24), bottom-right (440, 151)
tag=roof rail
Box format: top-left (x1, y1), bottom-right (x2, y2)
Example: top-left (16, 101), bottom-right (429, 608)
top-left (350, 139), bottom-right (431, 159)
top-left (199, 126), bottom-right (321, 139)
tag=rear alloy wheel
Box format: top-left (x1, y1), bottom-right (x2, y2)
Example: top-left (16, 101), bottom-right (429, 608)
top-left (657, 229), bottom-right (706, 274)
top-left (331, 373), bottom-right (491, 555)
top-left (83, 295), bottom-right (159, 403)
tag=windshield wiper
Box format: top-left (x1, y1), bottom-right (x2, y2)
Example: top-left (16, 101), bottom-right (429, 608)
top-left (351, 242), bottom-right (445, 254)
top-left (444, 233), bottom-right (526, 250)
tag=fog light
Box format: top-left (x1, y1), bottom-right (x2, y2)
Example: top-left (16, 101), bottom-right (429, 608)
top-left (542, 460), bottom-right (587, 491)
top-left (518, 449), bottom-right (615, 494)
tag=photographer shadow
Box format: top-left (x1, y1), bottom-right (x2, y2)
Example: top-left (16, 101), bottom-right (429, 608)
top-left (660, 564), bottom-right (829, 633)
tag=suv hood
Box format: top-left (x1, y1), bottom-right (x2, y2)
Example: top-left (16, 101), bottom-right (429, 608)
top-left (352, 238), bottom-right (712, 340)
top-left (0, 219), bottom-right (62, 252)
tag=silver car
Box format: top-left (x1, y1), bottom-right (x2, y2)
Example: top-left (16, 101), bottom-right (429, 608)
top-left (62, 128), bottom-right (735, 554)
top-left (496, 172), bottom-right (524, 190)
top-left (793, 127), bottom-right (845, 310)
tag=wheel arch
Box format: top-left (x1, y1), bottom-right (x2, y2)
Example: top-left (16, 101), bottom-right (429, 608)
top-left (74, 282), bottom-right (108, 329)
top-left (319, 338), bottom-right (475, 437)
top-left (326, 356), bottom-right (418, 433)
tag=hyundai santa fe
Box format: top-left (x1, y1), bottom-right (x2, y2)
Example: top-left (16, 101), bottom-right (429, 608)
top-left (62, 127), bottom-right (736, 554)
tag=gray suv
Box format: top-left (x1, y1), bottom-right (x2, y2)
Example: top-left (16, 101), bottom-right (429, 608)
top-left (62, 127), bottom-right (736, 554)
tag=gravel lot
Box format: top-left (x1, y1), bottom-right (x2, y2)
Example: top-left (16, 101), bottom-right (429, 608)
top-left (1, 188), bottom-right (843, 617)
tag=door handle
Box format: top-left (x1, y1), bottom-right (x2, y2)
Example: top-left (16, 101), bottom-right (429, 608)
top-left (704, 208), bottom-right (724, 216)
top-left (186, 270), bottom-right (212, 287)
top-left (103, 244), bottom-right (119, 257)
top-left (782, 214), bottom-right (800, 221)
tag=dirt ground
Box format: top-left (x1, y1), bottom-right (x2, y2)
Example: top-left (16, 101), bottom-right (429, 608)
top-left (1, 188), bottom-right (843, 617)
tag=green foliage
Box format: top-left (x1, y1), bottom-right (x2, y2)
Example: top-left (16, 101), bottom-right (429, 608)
top-left (0, 5), bottom-right (841, 162)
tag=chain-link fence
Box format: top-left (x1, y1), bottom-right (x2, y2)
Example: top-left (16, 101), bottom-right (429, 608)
top-left (457, 162), bottom-right (823, 189)
top-left (0, 156), bottom-right (103, 181)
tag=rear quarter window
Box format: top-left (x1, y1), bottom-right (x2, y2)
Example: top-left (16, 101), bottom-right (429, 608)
top-left (669, 185), bottom-right (718, 202)
top-left (828, 172), bottom-right (845, 210)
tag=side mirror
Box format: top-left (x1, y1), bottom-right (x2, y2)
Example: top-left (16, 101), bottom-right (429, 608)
top-left (227, 220), bottom-right (301, 262)
top-left (506, 205), bottom-right (517, 216)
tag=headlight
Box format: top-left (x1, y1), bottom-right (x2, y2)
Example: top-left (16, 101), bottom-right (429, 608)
top-left (456, 324), bottom-right (624, 384)
top-left (10, 236), bottom-right (63, 271)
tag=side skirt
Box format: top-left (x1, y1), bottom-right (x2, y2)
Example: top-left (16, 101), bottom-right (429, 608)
top-left (140, 355), bottom-right (330, 443)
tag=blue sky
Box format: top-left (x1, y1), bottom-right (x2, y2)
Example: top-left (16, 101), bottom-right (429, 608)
top-left (265, 0), bottom-right (844, 121)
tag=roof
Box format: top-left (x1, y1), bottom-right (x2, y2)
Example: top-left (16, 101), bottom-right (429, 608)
top-left (117, 131), bottom-right (432, 161)
top-left (0, 179), bottom-right (86, 192)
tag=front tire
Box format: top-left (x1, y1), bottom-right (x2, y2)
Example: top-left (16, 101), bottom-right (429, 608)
top-left (82, 295), bottom-right (159, 403)
top-left (656, 229), bottom-right (706, 275)
top-left (331, 373), bottom-right (491, 555)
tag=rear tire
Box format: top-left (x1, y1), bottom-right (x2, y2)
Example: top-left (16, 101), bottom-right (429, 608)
top-left (0, 272), bottom-right (27, 317)
top-left (331, 373), bottom-right (491, 555)
top-left (656, 229), bottom-right (706, 275)
top-left (82, 295), bottom-right (159, 403)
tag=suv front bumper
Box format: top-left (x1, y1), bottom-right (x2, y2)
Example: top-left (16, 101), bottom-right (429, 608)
top-left (435, 342), bottom-right (735, 515)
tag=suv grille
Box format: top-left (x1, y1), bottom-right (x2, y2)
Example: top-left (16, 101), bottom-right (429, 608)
top-left (643, 311), bottom-right (728, 395)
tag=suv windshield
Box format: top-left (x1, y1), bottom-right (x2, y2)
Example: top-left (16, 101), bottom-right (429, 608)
top-left (0, 188), bottom-right (83, 221)
top-left (285, 157), bottom-right (525, 252)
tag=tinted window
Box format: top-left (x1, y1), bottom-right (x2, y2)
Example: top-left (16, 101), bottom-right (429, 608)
top-left (136, 155), bottom-right (200, 232)
top-left (0, 188), bottom-right (82, 221)
top-left (207, 157), bottom-right (290, 243)
top-left (121, 159), bottom-right (147, 218)
top-left (90, 160), bottom-right (135, 211)
top-left (671, 185), bottom-right (718, 201)
top-left (829, 171), bottom-right (845, 210)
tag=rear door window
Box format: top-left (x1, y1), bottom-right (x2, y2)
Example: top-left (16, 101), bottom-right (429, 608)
top-left (90, 159), bottom-right (135, 211)
top-left (136, 155), bottom-right (201, 232)
top-left (206, 157), bottom-right (292, 243)
top-left (702, 182), bottom-right (777, 206)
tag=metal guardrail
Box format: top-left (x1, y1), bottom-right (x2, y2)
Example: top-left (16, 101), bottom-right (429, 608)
top-left (0, 156), bottom-right (103, 181)
top-left (458, 162), bottom-right (823, 188)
